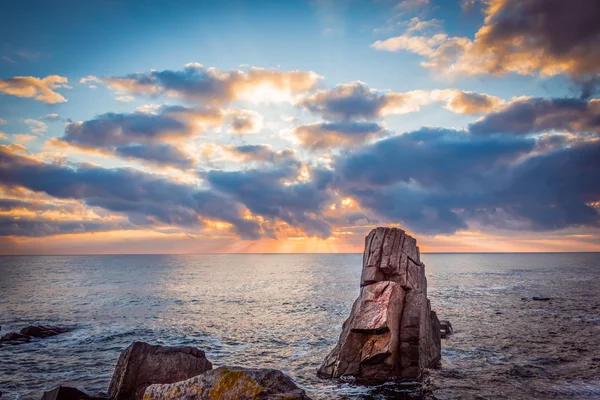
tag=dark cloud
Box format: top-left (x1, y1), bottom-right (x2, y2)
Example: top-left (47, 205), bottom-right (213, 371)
top-left (0, 215), bottom-right (129, 237)
top-left (207, 160), bottom-right (334, 238)
top-left (63, 106), bottom-right (220, 146)
top-left (336, 128), bottom-right (535, 188)
top-left (294, 121), bottom-right (386, 149)
top-left (0, 144), bottom-right (338, 239)
top-left (476, 0), bottom-right (600, 78)
top-left (469, 97), bottom-right (600, 136)
top-left (333, 127), bottom-right (600, 234)
top-left (58, 106), bottom-right (220, 168)
top-left (0, 145), bottom-right (261, 239)
top-left (489, 142), bottom-right (600, 231)
top-left (115, 144), bottom-right (194, 169)
top-left (298, 82), bottom-right (391, 120)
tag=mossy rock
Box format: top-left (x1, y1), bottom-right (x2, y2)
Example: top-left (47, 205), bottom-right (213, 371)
top-left (144, 366), bottom-right (311, 399)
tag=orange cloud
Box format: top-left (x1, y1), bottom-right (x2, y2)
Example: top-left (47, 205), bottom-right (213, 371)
top-left (12, 134), bottom-right (36, 144)
top-left (0, 75), bottom-right (69, 103)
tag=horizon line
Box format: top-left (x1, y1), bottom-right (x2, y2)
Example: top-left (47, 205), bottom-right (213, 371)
top-left (1, 251), bottom-right (599, 256)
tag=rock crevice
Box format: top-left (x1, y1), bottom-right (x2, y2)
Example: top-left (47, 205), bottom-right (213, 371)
top-left (318, 227), bottom-right (441, 380)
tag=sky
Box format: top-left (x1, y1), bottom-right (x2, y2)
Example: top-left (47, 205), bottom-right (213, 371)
top-left (1, 0), bottom-right (599, 254)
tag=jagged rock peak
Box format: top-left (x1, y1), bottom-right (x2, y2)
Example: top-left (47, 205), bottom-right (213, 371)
top-left (361, 227), bottom-right (424, 290)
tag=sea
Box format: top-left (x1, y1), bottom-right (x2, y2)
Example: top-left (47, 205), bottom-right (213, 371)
top-left (1, 253), bottom-right (599, 400)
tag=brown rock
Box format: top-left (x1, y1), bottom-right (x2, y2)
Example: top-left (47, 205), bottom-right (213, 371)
top-left (108, 341), bottom-right (212, 400)
top-left (318, 227), bottom-right (441, 381)
top-left (143, 366), bottom-right (311, 400)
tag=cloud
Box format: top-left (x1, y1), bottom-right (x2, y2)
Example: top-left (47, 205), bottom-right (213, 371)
top-left (16, 50), bottom-right (41, 61)
top-left (372, 0), bottom-right (600, 81)
top-left (207, 159), bottom-right (335, 239)
top-left (294, 121), bottom-right (387, 149)
top-left (332, 127), bottom-right (600, 234)
top-left (297, 81), bottom-right (503, 120)
top-left (0, 118), bottom-right (6, 125)
top-left (0, 214), bottom-right (130, 237)
top-left (56, 105), bottom-right (223, 168)
top-left (0, 143), bottom-right (341, 239)
top-left (114, 144), bottom-right (195, 169)
top-left (227, 109), bottom-right (263, 134)
top-left (42, 113), bottom-right (60, 121)
top-left (12, 134), bottom-right (36, 144)
top-left (80, 75), bottom-right (102, 85)
top-left (431, 89), bottom-right (505, 114)
top-left (405, 17), bottom-right (442, 33)
top-left (395, 0), bottom-right (430, 10)
top-left (223, 145), bottom-right (295, 163)
top-left (0, 75), bottom-right (69, 103)
top-left (469, 97), bottom-right (600, 136)
top-left (85, 63), bottom-right (322, 105)
top-left (0, 145), bottom-right (262, 239)
top-left (25, 118), bottom-right (47, 135)
top-left (116, 95), bottom-right (135, 102)
top-left (1, 56), bottom-right (16, 65)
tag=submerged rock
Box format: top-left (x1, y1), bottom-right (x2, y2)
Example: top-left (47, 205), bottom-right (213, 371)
top-left (21, 325), bottom-right (69, 338)
top-left (532, 296), bottom-right (551, 301)
top-left (143, 366), bottom-right (311, 400)
top-left (0, 332), bottom-right (31, 345)
top-left (318, 227), bottom-right (441, 381)
top-left (0, 325), bottom-right (68, 346)
top-left (109, 341), bottom-right (213, 400)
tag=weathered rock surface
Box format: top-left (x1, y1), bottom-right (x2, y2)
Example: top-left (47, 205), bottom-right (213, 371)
top-left (318, 227), bottom-right (441, 380)
top-left (143, 366), bottom-right (311, 400)
top-left (109, 342), bottom-right (213, 400)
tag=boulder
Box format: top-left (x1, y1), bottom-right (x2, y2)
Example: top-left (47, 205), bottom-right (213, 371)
top-left (318, 227), bottom-right (441, 381)
top-left (21, 325), bottom-right (69, 338)
top-left (0, 332), bottom-right (31, 345)
top-left (143, 366), bottom-right (311, 400)
top-left (108, 342), bottom-right (213, 400)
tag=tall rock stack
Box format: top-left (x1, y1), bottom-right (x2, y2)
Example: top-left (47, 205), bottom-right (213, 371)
top-left (318, 227), bottom-right (441, 381)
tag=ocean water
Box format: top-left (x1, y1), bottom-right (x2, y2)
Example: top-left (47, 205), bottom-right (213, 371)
top-left (0, 253), bottom-right (599, 400)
